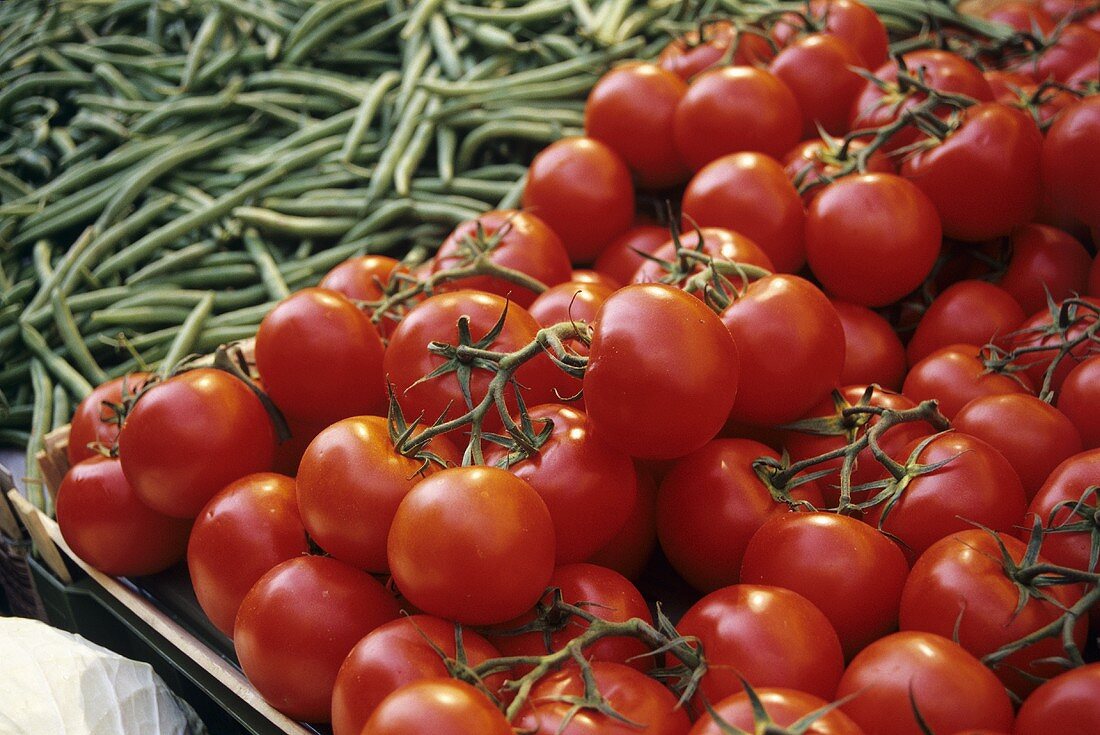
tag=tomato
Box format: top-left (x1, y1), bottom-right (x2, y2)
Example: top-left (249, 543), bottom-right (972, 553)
top-left (954, 394), bottom-right (1083, 499)
top-left (295, 416), bottom-right (459, 572)
top-left (1013, 662), bottom-right (1100, 735)
top-left (1020, 24), bottom-right (1100, 83)
top-left (677, 584), bottom-right (844, 703)
top-left (632, 227), bottom-right (775, 288)
top-left (56, 456), bottom-right (190, 577)
top-left (902, 343), bottom-right (1033, 420)
top-left (527, 280), bottom-right (615, 330)
top-left (583, 284), bottom-right (740, 460)
top-left (831, 301), bottom-right (907, 390)
top-left (906, 280), bottom-right (1026, 365)
top-left (584, 62), bottom-right (691, 189)
top-left (999, 224), bottom-right (1092, 316)
top-left (383, 290), bottom-right (563, 432)
top-left (673, 66), bottom-right (802, 171)
top-left (387, 466), bottom-right (556, 625)
top-left (234, 555), bottom-right (400, 722)
top-left (681, 152), bottom-right (806, 273)
top-left (900, 529), bottom-right (1086, 698)
top-left (362, 678), bottom-right (512, 735)
top-left (722, 275), bottom-right (846, 426)
top-left (516, 662), bottom-right (691, 735)
top-left (1058, 355), bottom-right (1100, 448)
top-left (782, 137), bottom-right (894, 207)
top-left (985, 1), bottom-right (1057, 33)
top-left (1091, 252), bottom-right (1100, 298)
top-left (255, 287), bottom-right (386, 425)
top-left (67, 373), bottom-right (151, 465)
top-left (741, 512), bottom-right (909, 659)
top-left (569, 268), bottom-right (620, 290)
top-left (187, 473), bottom-right (308, 636)
top-left (805, 173), bottom-right (942, 307)
top-left (117, 367), bottom-right (276, 518)
top-left (769, 33), bottom-right (867, 136)
top-left (431, 210), bottom-right (572, 307)
top-left (862, 431), bottom-right (1028, 562)
top-left (594, 224), bottom-right (673, 286)
top-left (900, 103), bottom-right (1043, 241)
top-left (1007, 297), bottom-right (1100, 393)
top-left (1023, 448), bottom-right (1100, 572)
top-left (770, 0), bottom-right (889, 68)
top-left (836, 631), bottom-right (1015, 735)
top-left (319, 254), bottom-right (407, 336)
top-left (659, 21), bottom-right (776, 80)
top-left (586, 464), bottom-right (660, 580)
top-left (330, 615), bottom-right (502, 735)
top-left (689, 688), bottom-right (865, 735)
top-left (657, 439), bottom-right (823, 592)
top-left (1042, 96), bottom-right (1100, 228)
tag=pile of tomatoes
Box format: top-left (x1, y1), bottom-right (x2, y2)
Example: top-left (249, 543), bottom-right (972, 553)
top-left (51, 0), bottom-right (1100, 733)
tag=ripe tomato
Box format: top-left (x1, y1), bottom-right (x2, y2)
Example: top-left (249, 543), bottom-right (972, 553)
top-left (659, 21), bottom-right (775, 80)
top-left (187, 472), bottom-right (308, 636)
top-left (899, 529), bottom-right (1086, 698)
top-left (985, 1), bottom-right (1056, 32)
top-left (681, 152), bottom-right (806, 273)
top-left (689, 687), bottom-right (865, 735)
top-left (1023, 448), bottom-right (1100, 572)
top-left (584, 62), bottom-right (691, 189)
top-left (831, 301), bottom-right (907, 390)
top-left (673, 66), bottom-right (802, 170)
top-left (1013, 663), bottom-right (1100, 735)
top-left (906, 280), bottom-right (1026, 365)
top-left (902, 343), bottom-right (1033, 420)
top-left (1021, 23), bottom-right (1100, 83)
top-left (362, 678), bottom-right (512, 735)
top-left (583, 284), bottom-right (740, 460)
top-left (56, 456), bottom-right (190, 577)
top-left (67, 372), bottom-right (151, 465)
top-left (318, 254), bottom-right (407, 335)
top-left (1057, 355), bottom-right (1100, 448)
top-left (769, 33), bottom-right (867, 136)
top-left (999, 224), bottom-right (1092, 316)
top-left (782, 137), bottom-right (894, 207)
top-left (632, 227), bottom-right (775, 288)
top-left (677, 584), bottom-right (844, 704)
top-left (330, 615), bottom-right (502, 735)
top-left (1007, 296), bottom-right (1100, 393)
top-left (117, 367), bottom-right (276, 518)
top-left (586, 464), bottom-right (660, 580)
top-left (526, 280), bottom-right (615, 330)
top-left (255, 287), bottom-right (386, 424)
top-left (594, 224), bottom-right (673, 286)
top-left (770, 0), bottom-right (889, 68)
top-left (1041, 96), bottom-right (1100, 228)
top-left (431, 210), bottom-right (572, 307)
top-left (805, 173), bottom-right (941, 307)
top-left (836, 631), bottom-right (1015, 735)
top-left (234, 555), bottom-right (400, 722)
top-left (387, 466), bottom-right (556, 625)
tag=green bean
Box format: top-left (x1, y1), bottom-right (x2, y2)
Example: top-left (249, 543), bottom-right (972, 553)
top-left (141, 263), bottom-right (260, 289)
top-left (398, 35), bottom-right (434, 114)
top-left (261, 169), bottom-right (365, 198)
top-left (337, 199), bottom-right (415, 245)
top-left (0, 404), bottom-right (33, 430)
top-left (0, 71), bottom-right (92, 118)
top-left (193, 46), bottom-right (268, 88)
top-left (32, 240), bottom-right (54, 283)
top-left (286, 0), bottom-right (385, 63)
top-left (409, 198), bottom-right (482, 224)
top-left (334, 10), bottom-right (408, 50)
top-left (497, 171), bottom-right (528, 210)
top-left (456, 119), bottom-right (573, 171)
top-left (340, 71), bottom-right (400, 163)
top-left (26, 361), bottom-right (53, 510)
top-left (367, 74), bottom-right (436, 201)
top-left (51, 290), bottom-right (109, 385)
top-left (245, 69), bottom-right (370, 105)
top-left (436, 125), bottom-right (457, 184)
top-left (450, 17), bottom-right (520, 51)
top-left (428, 13), bottom-right (463, 79)
top-left (260, 196), bottom-right (368, 217)
top-left (92, 61), bottom-right (146, 101)
top-left (90, 306), bottom-right (200, 328)
top-left (235, 108), bottom-right (361, 172)
top-left (131, 77), bottom-right (244, 133)
top-left (446, 0), bottom-right (571, 24)
top-left (51, 385), bottom-right (71, 432)
top-left (126, 240), bottom-right (218, 285)
top-left (159, 292), bottom-right (215, 377)
top-left (234, 206), bottom-right (357, 238)
top-left (21, 322), bottom-right (93, 399)
top-left (10, 181), bottom-right (115, 248)
top-left (181, 8), bottom-right (222, 91)
top-left (242, 228), bottom-right (290, 300)
top-left (212, 0), bottom-right (293, 33)
top-left (394, 96), bottom-right (440, 196)
top-left (23, 226), bottom-right (95, 317)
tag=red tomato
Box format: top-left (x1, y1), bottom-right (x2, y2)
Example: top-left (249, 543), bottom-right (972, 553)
top-left (67, 373), bottom-right (151, 465)
top-left (681, 152), bottom-right (806, 273)
top-left (722, 275), bottom-right (846, 426)
top-left (1042, 96), bottom-right (1100, 228)
top-left (56, 456), bottom-right (190, 577)
top-left (117, 368), bottom-right (276, 518)
top-left (862, 431), bottom-right (1028, 562)
top-left (527, 280), bottom-right (615, 330)
top-left (770, 0), bottom-right (889, 67)
top-left (594, 224), bottom-right (673, 286)
top-left (659, 21), bottom-right (776, 80)
top-left (187, 473), bottom-right (308, 636)
top-left (1021, 24), bottom-right (1100, 83)
top-left (954, 394), bottom-right (1083, 499)
top-left (673, 66), bottom-right (803, 170)
top-left (689, 687), bottom-right (866, 735)
top-left (906, 280), bottom-right (1026, 365)
top-left (516, 662), bottom-right (691, 735)
top-left (586, 464), bottom-right (659, 580)
top-left (632, 227), bottom-right (775, 289)
top-left (1091, 252), bottom-right (1100, 298)
top-left (569, 268), bottom-right (620, 289)
top-left (900, 529), bottom-right (1086, 698)
top-left (583, 62), bottom-right (691, 189)
top-left (1024, 448), bottom-right (1100, 572)
top-left (986, 1), bottom-right (1057, 32)
top-left (233, 555), bottom-right (400, 722)
top-left (900, 102), bottom-right (1043, 241)
top-left (657, 439), bottom-right (823, 592)
top-left (295, 416), bottom-right (459, 572)
top-left (770, 33), bottom-right (867, 136)
top-left (387, 466), bottom-right (556, 625)
top-left (362, 678), bottom-right (512, 735)
top-left (583, 284), bottom-right (740, 460)
top-left (1007, 297), bottom-right (1100, 394)
top-left (741, 512), bottom-right (909, 659)
top-left (330, 615), bottom-right (502, 735)
top-left (836, 631), bottom-right (1015, 735)
top-left (255, 287), bottom-right (386, 424)
top-left (677, 584), bottom-right (844, 703)
top-left (1013, 663), bottom-right (1100, 735)
top-left (902, 343), bottom-right (1033, 420)
top-left (831, 301), bottom-right (907, 390)
top-left (805, 173), bottom-right (942, 307)
top-left (999, 224), bottom-right (1092, 316)
top-left (1058, 355), bottom-right (1100, 447)
top-left (318, 254), bottom-right (407, 336)
top-left (782, 138), bottom-right (894, 207)
top-left (431, 210), bottom-right (572, 307)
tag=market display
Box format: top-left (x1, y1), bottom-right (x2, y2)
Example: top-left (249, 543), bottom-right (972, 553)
top-left (4, 0), bottom-right (1100, 733)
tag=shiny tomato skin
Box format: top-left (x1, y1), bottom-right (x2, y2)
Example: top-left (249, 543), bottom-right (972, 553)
top-left (1007, 297), bottom-right (1100, 393)
top-left (117, 368), bottom-right (276, 519)
top-left (689, 688), bottom-right (866, 735)
top-left (586, 464), bottom-right (660, 580)
top-left (187, 472), bottom-right (308, 636)
top-left (681, 152), bottom-right (806, 273)
top-left (985, 1), bottom-right (1057, 33)
top-left (1025, 24), bottom-right (1100, 83)
top-left (584, 62), bottom-right (691, 189)
top-left (1057, 355), bottom-right (1100, 448)
top-left (527, 280), bottom-right (615, 330)
top-left (1042, 96), bottom-right (1100, 228)
top-left (594, 224), bottom-right (674, 286)
top-left (319, 255), bottom-right (407, 336)
top-left (769, 33), bottom-right (867, 136)
top-left (233, 555), bottom-right (400, 723)
top-left (831, 301), bottom-right (907, 390)
top-left (67, 373), bottom-right (151, 464)
top-left (583, 283), bottom-right (740, 460)
top-left (1023, 448), bottom-right (1100, 572)
top-left (782, 138), bottom-right (894, 207)
top-left (721, 275), bottom-right (845, 427)
top-left (387, 466), bottom-right (556, 625)
top-left (56, 456), bottom-right (191, 578)
top-left (902, 343), bottom-right (1034, 420)
top-left (677, 584), bottom-right (845, 704)
top-left (906, 280), bottom-right (1026, 365)
top-left (836, 631), bottom-right (1015, 735)
top-left (899, 529), bottom-right (1086, 698)
top-left (805, 173), bottom-right (942, 307)
top-left (771, 0), bottom-right (889, 68)
top-left (362, 678), bottom-right (512, 735)
top-left (1013, 663), bottom-right (1100, 735)
top-left (659, 21), bottom-right (776, 80)
top-left (1000, 224), bottom-right (1092, 316)
top-left (330, 615), bottom-right (502, 735)
top-left (632, 227), bottom-right (775, 287)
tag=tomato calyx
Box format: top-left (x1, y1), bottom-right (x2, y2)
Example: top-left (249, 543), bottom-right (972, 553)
top-left (385, 382), bottom-right (454, 474)
top-left (208, 344), bottom-right (291, 442)
top-left (1044, 485), bottom-right (1100, 570)
top-left (700, 675), bottom-right (860, 735)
